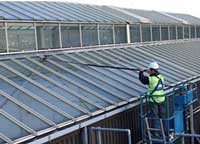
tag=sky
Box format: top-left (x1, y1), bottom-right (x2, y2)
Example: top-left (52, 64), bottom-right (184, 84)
top-left (3, 0), bottom-right (200, 18)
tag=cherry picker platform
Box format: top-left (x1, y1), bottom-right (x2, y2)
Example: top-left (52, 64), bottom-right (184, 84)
top-left (140, 82), bottom-right (199, 144)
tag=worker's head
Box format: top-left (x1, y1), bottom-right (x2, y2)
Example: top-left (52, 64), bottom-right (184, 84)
top-left (148, 62), bottom-right (159, 74)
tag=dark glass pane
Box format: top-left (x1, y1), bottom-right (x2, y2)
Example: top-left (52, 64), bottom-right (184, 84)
top-left (37, 24), bottom-right (59, 49)
top-left (8, 23), bottom-right (35, 52)
top-left (177, 26), bottom-right (183, 39)
top-left (190, 26), bottom-right (195, 38)
top-left (114, 25), bottom-right (127, 44)
top-left (196, 26), bottom-right (200, 38)
top-left (170, 26), bottom-right (176, 40)
top-left (142, 25), bottom-right (151, 42)
top-left (0, 23), bottom-right (6, 53)
top-left (130, 24), bottom-right (141, 42)
top-left (82, 25), bottom-right (98, 46)
top-left (61, 24), bottom-right (80, 48)
top-left (184, 26), bottom-right (189, 39)
top-left (161, 26), bottom-right (169, 40)
top-left (152, 26), bottom-right (160, 41)
top-left (99, 25), bottom-right (113, 45)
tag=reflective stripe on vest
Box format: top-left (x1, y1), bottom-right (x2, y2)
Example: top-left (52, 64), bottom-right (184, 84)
top-left (148, 74), bottom-right (165, 103)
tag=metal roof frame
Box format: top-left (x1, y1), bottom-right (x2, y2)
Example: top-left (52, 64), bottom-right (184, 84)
top-left (53, 55), bottom-right (129, 102)
top-left (44, 56), bottom-right (118, 107)
top-left (1, 61), bottom-right (92, 116)
top-left (0, 65), bottom-right (76, 120)
top-left (19, 58), bottom-right (106, 111)
top-left (0, 40), bottom-right (199, 143)
top-left (156, 11), bottom-right (190, 25)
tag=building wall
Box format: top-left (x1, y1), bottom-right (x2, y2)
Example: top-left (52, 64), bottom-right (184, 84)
top-left (44, 80), bottom-right (200, 144)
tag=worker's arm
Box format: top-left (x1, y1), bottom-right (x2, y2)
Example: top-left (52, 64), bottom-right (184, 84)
top-left (139, 71), bottom-right (149, 85)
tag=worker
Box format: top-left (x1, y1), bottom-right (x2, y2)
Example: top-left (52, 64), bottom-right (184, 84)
top-left (139, 61), bottom-right (165, 135)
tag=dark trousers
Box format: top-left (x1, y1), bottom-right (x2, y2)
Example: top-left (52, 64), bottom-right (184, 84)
top-left (148, 102), bottom-right (166, 134)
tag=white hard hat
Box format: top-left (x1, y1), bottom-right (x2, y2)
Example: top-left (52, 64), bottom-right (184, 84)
top-left (148, 62), bottom-right (159, 69)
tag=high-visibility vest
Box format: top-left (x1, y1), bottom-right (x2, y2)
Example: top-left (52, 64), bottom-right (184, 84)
top-left (148, 74), bottom-right (165, 103)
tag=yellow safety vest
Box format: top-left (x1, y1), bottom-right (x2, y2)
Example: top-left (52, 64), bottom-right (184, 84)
top-left (148, 74), bottom-right (165, 103)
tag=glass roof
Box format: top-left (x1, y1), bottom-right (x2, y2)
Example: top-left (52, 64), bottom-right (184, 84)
top-left (0, 40), bottom-right (199, 143)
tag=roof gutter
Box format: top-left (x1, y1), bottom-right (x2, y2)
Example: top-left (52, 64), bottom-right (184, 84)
top-left (27, 98), bottom-right (140, 144)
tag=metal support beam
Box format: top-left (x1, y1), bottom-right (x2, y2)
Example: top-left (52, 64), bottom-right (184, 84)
top-left (150, 25), bottom-right (153, 41)
top-left (58, 23), bottom-right (62, 48)
top-left (82, 127), bottom-right (88, 144)
top-left (79, 24), bottom-right (83, 47)
top-left (60, 54), bottom-right (129, 101)
top-left (112, 24), bottom-right (115, 44)
top-left (176, 25), bottom-right (178, 40)
top-left (53, 55), bottom-right (127, 102)
top-left (189, 105), bottom-right (194, 144)
top-left (9, 59), bottom-right (91, 115)
top-left (34, 22), bottom-right (38, 51)
top-left (0, 71), bottom-right (75, 120)
top-left (5, 22), bottom-right (9, 53)
top-left (43, 57), bottom-right (117, 106)
top-left (126, 24), bottom-right (131, 43)
top-left (0, 133), bottom-right (13, 144)
top-left (91, 127), bottom-right (132, 144)
top-left (26, 58), bottom-right (106, 111)
top-left (0, 89), bottom-right (56, 127)
top-left (0, 109), bottom-right (37, 136)
top-left (67, 53), bottom-right (137, 96)
top-left (97, 24), bottom-right (100, 45)
top-left (140, 24), bottom-right (142, 42)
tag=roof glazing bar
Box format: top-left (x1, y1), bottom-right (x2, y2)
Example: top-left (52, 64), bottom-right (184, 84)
top-left (96, 50), bottom-right (147, 86)
top-left (0, 88), bottom-right (56, 127)
top-left (0, 62), bottom-right (75, 120)
top-left (72, 52), bottom-right (142, 94)
top-left (156, 11), bottom-right (190, 25)
top-left (133, 47), bottom-right (197, 75)
top-left (7, 60), bottom-right (91, 116)
top-left (0, 133), bottom-right (13, 144)
top-left (0, 109), bottom-right (37, 136)
top-left (119, 48), bottom-right (186, 80)
top-left (113, 48), bottom-right (182, 82)
top-left (82, 51), bottom-right (145, 89)
top-left (108, 6), bottom-right (151, 23)
top-left (42, 56), bottom-right (117, 107)
top-left (51, 55), bottom-right (124, 105)
top-left (55, 55), bottom-right (128, 102)
top-left (66, 53), bottom-right (137, 97)
top-left (25, 58), bottom-right (106, 111)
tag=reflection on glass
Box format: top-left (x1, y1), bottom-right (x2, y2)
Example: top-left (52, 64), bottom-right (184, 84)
top-left (196, 26), bottom-right (200, 38)
top-left (184, 26), bottom-right (189, 39)
top-left (61, 24), bottom-right (80, 48)
top-left (142, 25), bottom-right (151, 42)
top-left (0, 23), bottom-right (6, 53)
top-left (81, 24), bottom-right (98, 46)
top-left (170, 26), bottom-right (176, 40)
top-left (7, 23), bottom-right (35, 52)
top-left (114, 25), bottom-right (127, 44)
top-left (99, 25), bottom-right (113, 45)
top-left (130, 24), bottom-right (141, 42)
top-left (161, 26), bottom-right (168, 40)
top-left (177, 26), bottom-right (183, 39)
top-left (37, 24), bottom-right (59, 50)
top-left (190, 26), bottom-right (195, 38)
top-left (152, 26), bottom-right (160, 41)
